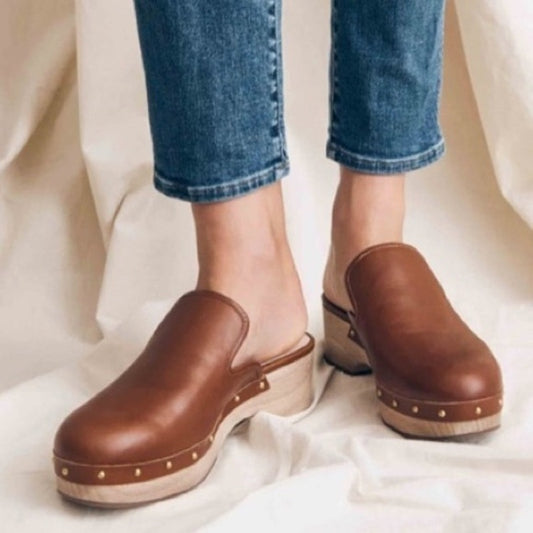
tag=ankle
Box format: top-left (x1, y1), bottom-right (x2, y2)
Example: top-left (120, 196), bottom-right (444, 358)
top-left (190, 183), bottom-right (308, 363)
top-left (332, 168), bottom-right (404, 256)
top-left (196, 242), bottom-right (295, 295)
top-left (323, 167), bottom-right (406, 309)
top-left (193, 184), bottom-right (290, 277)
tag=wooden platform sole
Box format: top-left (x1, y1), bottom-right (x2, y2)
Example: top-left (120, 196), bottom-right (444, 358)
top-left (56, 335), bottom-right (314, 508)
top-left (323, 301), bottom-right (502, 439)
top-left (380, 403), bottom-right (501, 439)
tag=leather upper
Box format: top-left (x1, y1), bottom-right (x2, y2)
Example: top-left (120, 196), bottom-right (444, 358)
top-left (53, 290), bottom-right (265, 466)
top-left (345, 243), bottom-right (503, 402)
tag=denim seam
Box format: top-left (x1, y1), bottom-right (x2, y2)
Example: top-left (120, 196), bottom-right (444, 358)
top-left (432, 1), bottom-right (446, 139)
top-left (154, 159), bottom-right (289, 203)
top-left (326, 138), bottom-right (445, 173)
top-left (329, 0), bottom-right (340, 139)
top-left (268, 0), bottom-right (286, 159)
top-left (277, 2), bottom-right (288, 159)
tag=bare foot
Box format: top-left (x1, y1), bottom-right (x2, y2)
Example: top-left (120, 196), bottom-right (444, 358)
top-left (322, 166), bottom-right (406, 311)
top-left (193, 182), bottom-right (308, 367)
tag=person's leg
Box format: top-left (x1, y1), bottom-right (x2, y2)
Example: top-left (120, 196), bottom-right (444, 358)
top-left (52, 0), bottom-right (315, 507)
top-left (192, 184), bottom-right (307, 366)
top-left (323, 170), bottom-right (405, 310)
top-left (323, 0), bottom-right (445, 310)
top-left (133, 0), bottom-right (306, 365)
top-left (322, 0), bottom-right (503, 439)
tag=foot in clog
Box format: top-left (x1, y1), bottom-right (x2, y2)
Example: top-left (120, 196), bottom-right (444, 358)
top-left (53, 290), bottom-right (314, 507)
top-left (322, 243), bottom-right (503, 438)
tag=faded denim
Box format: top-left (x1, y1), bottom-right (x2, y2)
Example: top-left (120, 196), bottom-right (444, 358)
top-left (133, 0), bottom-right (446, 203)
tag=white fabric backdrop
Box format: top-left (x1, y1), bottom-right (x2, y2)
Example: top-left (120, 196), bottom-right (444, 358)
top-left (1, 1), bottom-right (532, 531)
top-left (456, 0), bottom-right (533, 229)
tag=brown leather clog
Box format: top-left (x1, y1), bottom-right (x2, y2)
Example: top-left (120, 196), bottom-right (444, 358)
top-left (323, 242), bottom-right (503, 438)
top-left (53, 290), bottom-right (314, 507)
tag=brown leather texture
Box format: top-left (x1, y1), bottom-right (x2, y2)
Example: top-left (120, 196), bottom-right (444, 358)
top-left (53, 290), bottom-right (310, 486)
top-left (344, 243), bottom-right (503, 419)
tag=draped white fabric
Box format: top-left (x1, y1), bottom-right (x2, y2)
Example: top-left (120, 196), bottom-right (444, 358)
top-left (456, 0), bottom-right (533, 229)
top-left (1, 1), bottom-right (532, 531)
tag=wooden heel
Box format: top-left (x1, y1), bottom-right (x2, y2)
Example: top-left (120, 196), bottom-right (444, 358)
top-left (261, 337), bottom-right (314, 416)
top-left (322, 299), bottom-right (371, 375)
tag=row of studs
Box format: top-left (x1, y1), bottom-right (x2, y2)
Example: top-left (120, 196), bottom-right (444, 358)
top-left (61, 434), bottom-right (213, 480)
top-left (60, 379), bottom-right (268, 481)
top-left (377, 389), bottom-right (503, 419)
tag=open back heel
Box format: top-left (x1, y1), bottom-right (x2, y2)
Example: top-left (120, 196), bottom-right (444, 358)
top-left (322, 295), bottom-right (372, 375)
top-left (260, 335), bottom-right (315, 417)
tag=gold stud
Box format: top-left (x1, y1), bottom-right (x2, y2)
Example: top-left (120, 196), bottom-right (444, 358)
top-left (166, 461), bottom-right (173, 470)
top-left (97, 470), bottom-right (106, 480)
top-left (377, 389), bottom-right (382, 398)
top-left (475, 406), bottom-right (482, 416)
top-left (192, 451), bottom-right (198, 461)
top-left (259, 381), bottom-right (266, 390)
top-left (234, 395), bottom-right (240, 402)
top-left (411, 406), bottom-right (419, 414)
top-left (438, 409), bottom-right (446, 418)
top-left (208, 435), bottom-right (214, 443)
top-left (61, 467), bottom-right (69, 477)
top-left (134, 468), bottom-right (141, 477)
top-left (392, 400), bottom-right (398, 408)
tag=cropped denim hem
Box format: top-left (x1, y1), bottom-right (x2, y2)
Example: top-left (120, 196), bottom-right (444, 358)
top-left (326, 138), bottom-right (445, 175)
top-left (154, 159), bottom-right (290, 203)
top-left (134, 0), bottom-right (447, 200)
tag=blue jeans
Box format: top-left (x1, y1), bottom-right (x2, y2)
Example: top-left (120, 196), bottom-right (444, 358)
top-left (133, 0), bottom-right (446, 203)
